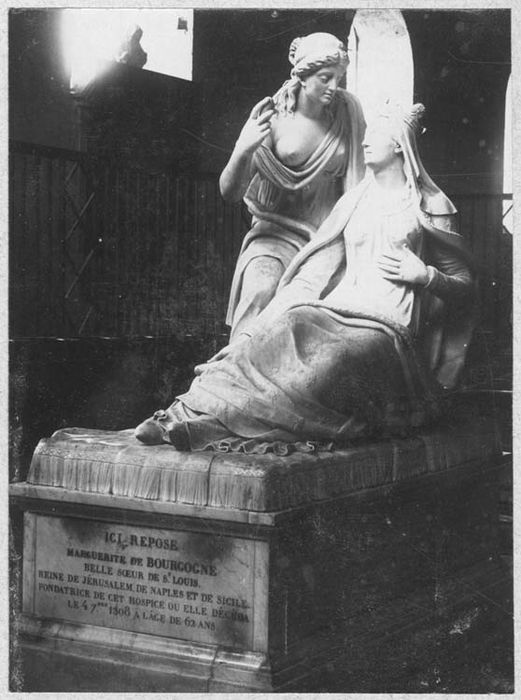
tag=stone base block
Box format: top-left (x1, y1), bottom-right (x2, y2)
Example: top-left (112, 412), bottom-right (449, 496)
top-left (10, 419), bottom-right (512, 692)
top-left (15, 558), bottom-right (511, 693)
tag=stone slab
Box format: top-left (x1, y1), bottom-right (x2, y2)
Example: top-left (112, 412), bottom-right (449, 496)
top-left (11, 427), bottom-right (510, 691)
top-left (16, 559), bottom-right (511, 692)
top-left (18, 617), bottom-right (271, 692)
top-left (9, 481), bottom-right (276, 526)
top-left (23, 512), bottom-right (269, 651)
top-left (25, 412), bottom-right (500, 512)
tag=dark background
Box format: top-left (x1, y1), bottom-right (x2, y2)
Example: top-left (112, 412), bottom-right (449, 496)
top-left (9, 9), bottom-right (512, 482)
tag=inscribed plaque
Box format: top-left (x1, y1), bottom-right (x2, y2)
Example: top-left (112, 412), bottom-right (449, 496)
top-left (28, 514), bottom-right (255, 649)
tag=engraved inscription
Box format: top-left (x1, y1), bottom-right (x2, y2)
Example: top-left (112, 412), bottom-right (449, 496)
top-left (32, 515), bottom-right (254, 648)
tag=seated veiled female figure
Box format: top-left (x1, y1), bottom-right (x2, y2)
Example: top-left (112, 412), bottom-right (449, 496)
top-left (136, 104), bottom-right (476, 452)
top-left (221, 32), bottom-right (366, 340)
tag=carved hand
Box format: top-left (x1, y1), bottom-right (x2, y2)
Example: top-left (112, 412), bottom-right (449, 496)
top-left (235, 97), bottom-right (276, 155)
top-left (378, 245), bottom-right (429, 285)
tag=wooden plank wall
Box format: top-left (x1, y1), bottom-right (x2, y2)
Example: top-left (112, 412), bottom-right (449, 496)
top-left (9, 142), bottom-right (512, 341)
top-left (452, 193), bottom-right (512, 338)
top-left (89, 167), bottom-right (246, 337)
top-left (10, 143), bottom-right (247, 338)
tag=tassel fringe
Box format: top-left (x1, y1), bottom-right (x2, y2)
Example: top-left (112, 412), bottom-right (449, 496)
top-left (25, 417), bottom-right (500, 512)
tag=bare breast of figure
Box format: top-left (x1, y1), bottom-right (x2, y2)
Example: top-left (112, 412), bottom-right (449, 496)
top-left (270, 113), bottom-right (329, 168)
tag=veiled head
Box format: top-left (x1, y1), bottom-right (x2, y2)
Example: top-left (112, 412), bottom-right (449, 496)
top-left (363, 102), bottom-right (426, 171)
top-left (375, 101), bottom-right (426, 144)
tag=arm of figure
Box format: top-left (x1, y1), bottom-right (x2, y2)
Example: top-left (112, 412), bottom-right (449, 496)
top-left (422, 249), bottom-right (473, 301)
top-left (421, 214), bottom-right (474, 301)
top-left (219, 97), bottom-right (276, 203)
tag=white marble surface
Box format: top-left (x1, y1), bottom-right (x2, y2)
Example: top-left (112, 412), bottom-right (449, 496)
top-left (26, 512), bottom-right (267, 650)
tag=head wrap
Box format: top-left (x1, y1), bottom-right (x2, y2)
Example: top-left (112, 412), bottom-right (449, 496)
top-left (373, 101), bottom-right (459, 214)
top-left (273, 33), bottom-right (349, 115)
top-left (289, 32), bottom-right (349, 78)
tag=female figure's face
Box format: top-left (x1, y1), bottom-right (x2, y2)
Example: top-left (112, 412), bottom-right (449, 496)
top-left (299, 64), bottom-right (345, 106)
top-left (362, 119), bottom-right (402, 170)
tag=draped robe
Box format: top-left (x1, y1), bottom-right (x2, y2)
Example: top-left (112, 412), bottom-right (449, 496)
top-left (171, 176), bottom-right (476, 453)
top-left (226, 89), bottom-right (366, 326)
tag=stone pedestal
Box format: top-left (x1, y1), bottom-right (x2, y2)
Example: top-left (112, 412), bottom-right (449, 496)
top-left (10, 415), bottom-right (511, 692)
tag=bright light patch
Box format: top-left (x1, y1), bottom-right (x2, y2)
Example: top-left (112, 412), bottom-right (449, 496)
top-left (346, 10), bottom-right (414, 123)
top-left (61, 9), bottom-right (193, 91)
top-left (503, 75), bottom-right (512, 194)
top-left (503, 74), bottom-right (512, 232)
